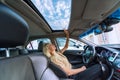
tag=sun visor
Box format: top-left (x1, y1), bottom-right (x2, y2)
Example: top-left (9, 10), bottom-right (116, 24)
top-left (82, 0), bottom-right (120, 19)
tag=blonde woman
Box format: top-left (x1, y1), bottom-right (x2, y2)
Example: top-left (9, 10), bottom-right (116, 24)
top-left (43, 30), bottom-right (107, 80)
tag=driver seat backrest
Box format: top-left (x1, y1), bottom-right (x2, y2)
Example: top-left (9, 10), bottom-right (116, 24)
top-left (38, 41), bottom-right (44, 52)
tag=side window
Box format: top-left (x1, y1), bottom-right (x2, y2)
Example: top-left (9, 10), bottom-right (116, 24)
top-left (56, 38), bottom-right (85, 50)
top-left (27, 38), bottom-right (51, 50)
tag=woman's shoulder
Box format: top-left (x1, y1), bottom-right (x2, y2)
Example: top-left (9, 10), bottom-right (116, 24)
top-left (56, 51), bottom-right (62, 54)
top-left (57, 52), bottom-right (67, 58)
top-left (56, 52), bottom-right (64, 56)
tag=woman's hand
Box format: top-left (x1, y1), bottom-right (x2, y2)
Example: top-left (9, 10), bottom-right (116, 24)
top-left (64, 29), bottom-right (69, 35)
top-left (63, 65), bottom-right (87, 76)
top-left (80, 66), bottom-right (86, 72)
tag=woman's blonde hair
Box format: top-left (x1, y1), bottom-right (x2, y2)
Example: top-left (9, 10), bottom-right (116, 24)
top-left (43, 43), bottom-right (52, 58)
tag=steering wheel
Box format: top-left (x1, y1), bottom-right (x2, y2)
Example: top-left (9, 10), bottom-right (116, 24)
top-left (82, 45), bottom-right (96, 64)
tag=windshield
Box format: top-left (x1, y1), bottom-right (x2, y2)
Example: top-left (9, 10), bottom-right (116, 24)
top-left (31, 0), bottom-right (72, 30)
top-left (81, 7), bottom-right (120, 45)
top-left (82, 22), bottom-right (120, 45)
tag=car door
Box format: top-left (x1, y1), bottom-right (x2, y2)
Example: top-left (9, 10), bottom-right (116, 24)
top-left (56, 38), bottom-right (85, 67)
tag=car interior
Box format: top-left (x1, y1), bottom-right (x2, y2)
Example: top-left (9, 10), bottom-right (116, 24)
top-left (0, 0), bottom-right (120, 80)
top-left (0, 3), bottom-right (69, 80)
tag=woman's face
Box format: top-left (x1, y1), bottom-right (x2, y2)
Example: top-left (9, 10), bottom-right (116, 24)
top-left (48, 44), bottom-right (56, 52)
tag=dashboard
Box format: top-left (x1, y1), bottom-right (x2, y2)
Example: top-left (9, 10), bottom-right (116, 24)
top-left (95, 46), bottom-right (120, 79)
top-left (100, 50), bottom-right (119, 62)
top-left (95, 46), bottom-right (120, 69)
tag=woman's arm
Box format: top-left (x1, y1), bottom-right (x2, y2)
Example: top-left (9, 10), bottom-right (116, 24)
top-left (60, 30), bottom-right (69, 54)
top-left (61, 66), bottom-right (86, 76)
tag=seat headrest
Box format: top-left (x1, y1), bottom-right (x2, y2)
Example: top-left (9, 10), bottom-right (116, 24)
top-left (0, 3), bottom-right (29, 48)
top-left (38, 41), bottom-right (44, 52)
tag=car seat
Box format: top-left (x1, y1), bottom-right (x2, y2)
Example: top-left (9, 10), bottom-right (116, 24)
top-left (0, 2), bottom-right (73, 80)
top-left (38, 41), bottom-right (44, 52)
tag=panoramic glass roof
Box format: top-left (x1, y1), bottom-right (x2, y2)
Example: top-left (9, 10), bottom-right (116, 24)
top-left (31, 0), bottom-right (72, 30)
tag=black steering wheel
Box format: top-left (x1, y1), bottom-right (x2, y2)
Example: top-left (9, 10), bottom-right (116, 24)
top-left (82, 45), bottom-right (96, 64)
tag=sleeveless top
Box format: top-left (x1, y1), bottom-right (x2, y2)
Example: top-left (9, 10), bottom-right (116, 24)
top-left (50, 52), bottom-right (72, 69)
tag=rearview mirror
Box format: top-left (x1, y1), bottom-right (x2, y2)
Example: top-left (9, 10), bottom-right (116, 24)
top-left (94, 22), bottom-right (114, 35)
